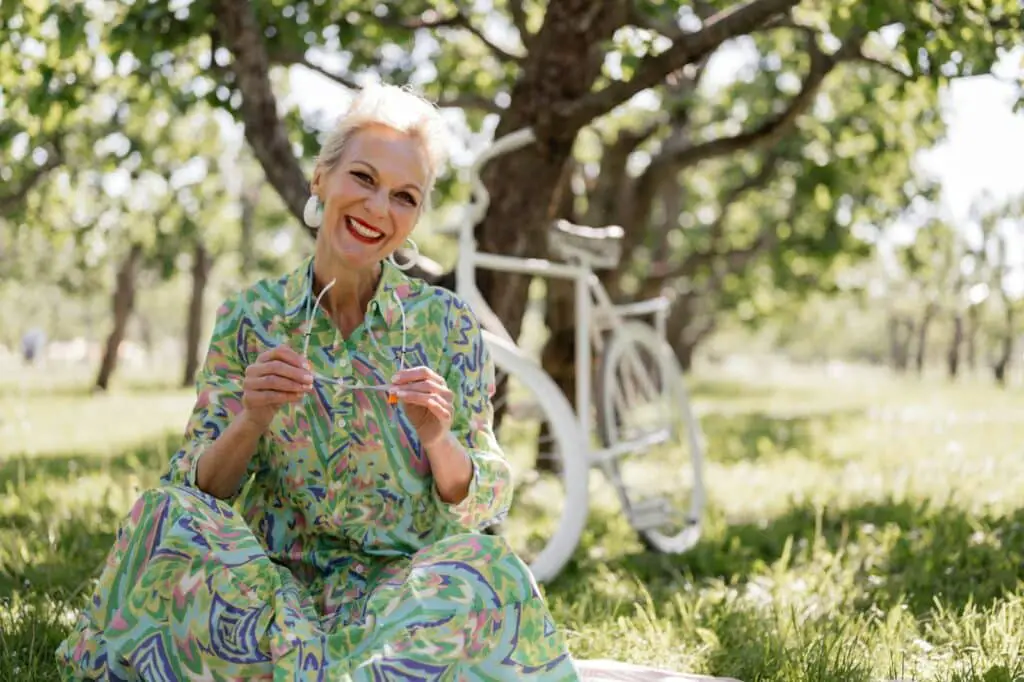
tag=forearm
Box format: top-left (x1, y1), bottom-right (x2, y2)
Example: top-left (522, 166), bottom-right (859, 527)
top-left (194, 411), bottom-right (266, 499)
top-left (425, 432), bottom-right (474, 504)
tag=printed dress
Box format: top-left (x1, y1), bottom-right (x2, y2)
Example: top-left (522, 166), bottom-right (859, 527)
top-left (57, 257), bottom-right (581, 681)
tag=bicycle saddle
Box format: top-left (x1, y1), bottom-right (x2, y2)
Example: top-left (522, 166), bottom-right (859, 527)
top-left (547, 219), bottom-right (625, 269)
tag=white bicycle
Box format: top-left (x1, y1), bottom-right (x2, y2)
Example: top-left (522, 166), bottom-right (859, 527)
top-left (436, 128), bottom-right (707, 583)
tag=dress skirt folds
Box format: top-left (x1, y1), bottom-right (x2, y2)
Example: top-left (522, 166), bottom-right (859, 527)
top-left (56, 258), bottom-right (582, 681)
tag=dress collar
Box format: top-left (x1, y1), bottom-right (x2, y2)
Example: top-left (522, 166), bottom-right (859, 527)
top-left (283, 256), bottom-right (422, 328)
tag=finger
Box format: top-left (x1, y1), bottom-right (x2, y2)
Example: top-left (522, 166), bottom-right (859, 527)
top-left (248, 375), bottom-right (313, 394)
top-left (260, 345), bottom-right (310, 369)
top-left (390, 379), bottom-right (452, 400)
top-left (424, 395), bottom-right (453, 422)
top-left (391, 366), bottom-right (441, 385)
top-left (246, 389), bottom-right (307, 408)
top-left (395, 390), bottom-right (452, 418)
top-left (252, 360), bottom-right (313, 385)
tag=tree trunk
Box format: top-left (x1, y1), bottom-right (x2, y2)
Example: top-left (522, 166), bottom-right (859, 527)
top-left (914, 302), bottom-right (937, 375)
top-left (966, 304), bottom-right (980, 372)
top-left (888, 315), bottom-right (914, 373)
top-left (475, 2), bottom-right (629, 340)
top-left (182, 242), bottom-right (214, 388)
top-left (535, 166), bottom-right (581, 471)
top-left (240, 183), bottom-right (257, 279)
top-left (94, 244), bottom-right (144, 391)
top-left (672, 319), bottom-right (716, 372)
top-left (993, 304), bottom-right (1015, 386)
top-left (667, 292), bottom-right (716, 371)
top-left (947, 312), bottom-right (963, 379)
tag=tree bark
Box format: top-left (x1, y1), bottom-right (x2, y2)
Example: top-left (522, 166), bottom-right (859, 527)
top-left (182, 242), bottom-right (213, 388)
top-left (239, 183), bottom-right (258, 279)
top-left (94, 244), bottom-right (144, 391)
top-left (471, 1), bottom-right (631, 341)
top-left (556, 0), bottom-right (804, 129)
top-left (914, 301), bottom-right (937, 375)
top-left (966, 304), bottom-right (980, 372)
top-left (888, 315), bottom-right (914, 373)
top-left (993, 304), bottom-right (1015, 386)
top-left (947, 312), bottom-right (963, 379)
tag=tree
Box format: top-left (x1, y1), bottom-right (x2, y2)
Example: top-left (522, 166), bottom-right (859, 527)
top-left (93, 0), bottom-right (1023, 339)
top-left (8, 0), bottom-right (1024, 397)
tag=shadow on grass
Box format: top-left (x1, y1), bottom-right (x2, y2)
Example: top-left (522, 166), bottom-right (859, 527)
top-left (0, 434), bottom-right (186, 681)
top-left (563, 497), bottom-right (1024, 620)
top-left (0, 432), bottom-right (182, 489)
top-left (0, 433), bottom-right (182, 598)
top-left (699, 408), bottom-right (863, 464)
top-left (0, 378), bottom-right (187, 400)
top-left (688, 377), bottom-right (780, 401)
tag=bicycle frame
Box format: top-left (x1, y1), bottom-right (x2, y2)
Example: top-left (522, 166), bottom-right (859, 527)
top-left (443, 127), bottom-right (671, 464)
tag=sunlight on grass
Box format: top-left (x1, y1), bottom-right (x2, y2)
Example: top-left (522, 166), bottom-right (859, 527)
top-left (2, 363), bottom-right (1024, 681)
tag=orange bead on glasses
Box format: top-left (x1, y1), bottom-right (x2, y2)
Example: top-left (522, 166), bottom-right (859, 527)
top-left (387, 391), bottom-right (399, 406)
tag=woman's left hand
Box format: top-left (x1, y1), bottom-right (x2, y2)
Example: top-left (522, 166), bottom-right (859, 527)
top-left (389, 366), bottom-right (454, 448)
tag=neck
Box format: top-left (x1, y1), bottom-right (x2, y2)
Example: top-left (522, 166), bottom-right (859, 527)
top-left (311, 252), bottom-right (382, 328)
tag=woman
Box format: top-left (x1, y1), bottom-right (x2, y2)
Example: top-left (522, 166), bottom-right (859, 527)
top-left (57, 84), bottom-right (581, 681)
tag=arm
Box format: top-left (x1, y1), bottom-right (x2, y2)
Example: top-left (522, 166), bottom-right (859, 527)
top-left (431, 301), bottom-right (513, 531)
top-left (161, 296), bottom-right (263, 501)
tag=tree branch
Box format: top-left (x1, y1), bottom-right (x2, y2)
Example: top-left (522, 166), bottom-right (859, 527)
top-left (452, 1), bottom-right (525, 61)
top-left (558, 0), bottom-right (802, 128)
top-left (0, 140), bottom-right (63, 215)
top-left (268, 48), bottom-right (502, 113)
top-left (651, 152), bottom-right (782, 285)
top-left (652, 32), bottom-right (864, 172)
top-left (854, 53), bottom-right (912, 79)
top-left (396, 9), bottom-right (463, 30)
top-left (627, 0), bottom-right (718, 41)
top-left (508, 0), bottom-right (529, 38)
top-left (584, 117), bottom-right (665, 225)
top-left (212, 0), bottom-right (310, 226)
top-left (387, 5), bottom-right (524, 61)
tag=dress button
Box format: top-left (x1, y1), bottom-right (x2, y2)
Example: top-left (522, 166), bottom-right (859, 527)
top-left (334, 414), bottom-right (346, 429)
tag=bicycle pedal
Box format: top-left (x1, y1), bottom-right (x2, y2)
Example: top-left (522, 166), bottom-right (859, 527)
top-left (627, 496), bottom-right (675, 532)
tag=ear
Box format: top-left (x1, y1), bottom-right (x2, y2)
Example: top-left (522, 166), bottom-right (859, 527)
top-left (310, 166), bottom-right (324, 197)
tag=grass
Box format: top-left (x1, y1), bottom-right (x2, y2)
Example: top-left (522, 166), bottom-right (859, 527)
top-left (2, 359), bottom-right (1024, 681)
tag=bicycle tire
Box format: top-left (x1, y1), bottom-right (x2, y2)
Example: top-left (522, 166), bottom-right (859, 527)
top-left (482, 331), bottom-right (590, 583)
top-left (594, 321), bottom-right (706, 554)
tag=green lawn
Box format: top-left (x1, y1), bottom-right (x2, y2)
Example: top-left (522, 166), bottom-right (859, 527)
top-left (2, 360), bottom-right (1023, 681)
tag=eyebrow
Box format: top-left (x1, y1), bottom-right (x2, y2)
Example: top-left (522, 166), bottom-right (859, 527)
top-left (351, 160), bottom-right (424, 195)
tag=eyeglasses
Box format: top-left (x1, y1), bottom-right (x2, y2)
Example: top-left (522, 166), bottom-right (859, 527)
top-left (300, 276), bottom-right (409, 405)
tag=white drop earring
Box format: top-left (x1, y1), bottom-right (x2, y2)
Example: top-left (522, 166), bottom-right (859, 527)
top-left (303, 195), bottom-right (323, 229)
top-left (387, 238), bottom-right (419, 271)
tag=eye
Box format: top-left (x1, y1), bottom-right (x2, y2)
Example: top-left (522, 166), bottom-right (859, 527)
top-left (351, 171), bottom-right (374, 185)
top-left (395, 191), bottom-right (418, 207)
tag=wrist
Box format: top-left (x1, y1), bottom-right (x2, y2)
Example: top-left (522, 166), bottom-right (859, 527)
top-left (423, 430), bottom-right (456, 454)
top-left (237, 409), bottom-right (271, 434)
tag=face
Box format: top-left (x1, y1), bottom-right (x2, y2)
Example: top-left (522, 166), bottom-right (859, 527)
top-left (311, 124), bottom-right (429, 270)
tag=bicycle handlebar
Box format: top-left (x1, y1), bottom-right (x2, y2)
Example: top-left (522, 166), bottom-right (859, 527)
top-left (434, 127), bottom-right (536, 236)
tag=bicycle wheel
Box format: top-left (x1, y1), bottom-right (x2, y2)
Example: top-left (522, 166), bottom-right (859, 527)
top-left (482, 332), bottom-right (590, 583)
top-left (594, 321), bottom-right (706, 554)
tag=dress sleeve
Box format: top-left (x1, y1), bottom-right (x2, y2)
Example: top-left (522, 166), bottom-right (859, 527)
top-left (433, 299), bottom-right (513, 531)
top-left (160, 295), bottom-right (259, 502)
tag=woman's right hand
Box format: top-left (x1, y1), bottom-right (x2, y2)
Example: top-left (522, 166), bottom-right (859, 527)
top-left (240, 345), bottom-right (315, 431)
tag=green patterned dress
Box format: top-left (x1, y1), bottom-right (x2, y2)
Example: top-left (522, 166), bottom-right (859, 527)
top-left (57, 257), bottom-right (581, 681)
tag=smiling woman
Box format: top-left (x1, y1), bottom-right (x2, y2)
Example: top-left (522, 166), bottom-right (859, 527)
top-left (55, 84), bottom-right (582, 681)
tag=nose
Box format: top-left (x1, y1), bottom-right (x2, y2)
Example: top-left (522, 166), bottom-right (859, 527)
top-left (365, 188), bottom-right (388, 218)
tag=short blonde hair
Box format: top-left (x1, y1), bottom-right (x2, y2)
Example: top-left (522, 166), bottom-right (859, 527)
top-left (316, 83), bottom-right (449, 200)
